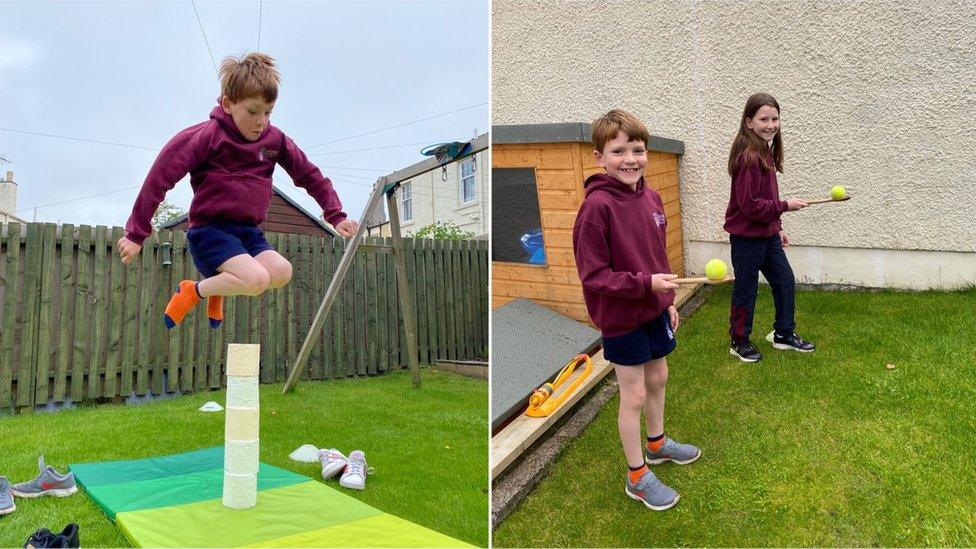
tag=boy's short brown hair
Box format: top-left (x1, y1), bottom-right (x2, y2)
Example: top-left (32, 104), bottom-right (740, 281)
top-left (591, 109), bottom-right (650, 153)
top-left (219, 52), bottom-right (280, 103)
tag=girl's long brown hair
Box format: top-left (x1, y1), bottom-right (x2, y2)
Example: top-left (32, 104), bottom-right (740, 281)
top-left (728, 92), bottom-right (784, 177)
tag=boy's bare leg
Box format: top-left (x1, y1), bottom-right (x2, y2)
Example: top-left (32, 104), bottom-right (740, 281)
top-left (197, 254), bottom-right (272, 297)
top-left (614, 364), bottom-right (648, 468)
top-left (253, 250), bottom-right (293, 289)
top-left (642, 358), bottom-right (668, 439)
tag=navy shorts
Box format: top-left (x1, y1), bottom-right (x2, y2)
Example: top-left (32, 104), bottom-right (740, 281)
top-left (186, 223), bottom-right (274, 278)
top-left (602, 311), bottom-right (676, 366)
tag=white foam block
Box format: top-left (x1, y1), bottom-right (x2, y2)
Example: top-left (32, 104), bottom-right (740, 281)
top-left (226, 376), bottom-right (259, 408)
top-left (224, 440), bottom-right (259, 475)
top-left (227, 344), bottom-right (260, 377)
top-left (222, 471), bottom-right (257, 509)
top-left (225, 406), bottom-right (259, 441)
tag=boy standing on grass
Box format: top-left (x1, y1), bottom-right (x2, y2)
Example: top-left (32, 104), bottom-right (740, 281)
top-left (117, 52), bottom-right (358, 329)
top-left (572, 109), bottom-right (701, 511)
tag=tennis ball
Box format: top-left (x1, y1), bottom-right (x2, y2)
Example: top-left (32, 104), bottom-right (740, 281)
top-left (704, 259), bottom-right (727, 281)
top-left (831, 185), bottom-right (847, 200)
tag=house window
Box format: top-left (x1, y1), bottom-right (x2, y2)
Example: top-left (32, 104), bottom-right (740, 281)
top-left (401, 182), bottom-right (413, 221)
top-left (492, 167), bottom-right (546, 265)
top-left (460, 158), bottom-right (477, 204)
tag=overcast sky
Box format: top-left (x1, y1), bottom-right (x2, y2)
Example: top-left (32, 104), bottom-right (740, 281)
top-left (0, 0), bottom-right (488, 228)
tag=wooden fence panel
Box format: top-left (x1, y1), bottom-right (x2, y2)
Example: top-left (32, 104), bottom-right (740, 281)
top-left (0, 224), bottom-right (488, 411)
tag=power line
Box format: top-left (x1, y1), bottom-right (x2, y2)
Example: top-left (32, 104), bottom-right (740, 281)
top-left (190, 0), bottom-right (218, 74)
top-left (319, 165), bottom-right (392, 172)
top-left (0, 127), bottom-right (158, 151)
top-left (308, 140), bottom-right (433, 156)
top-left (16, 186), bottom-right (142, 212)
top-left (257, 0), bottom-right (262, 50)
top-left (306, 102), bottom-right (487, 150)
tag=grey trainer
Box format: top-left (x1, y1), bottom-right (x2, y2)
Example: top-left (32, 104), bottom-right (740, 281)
top-left (339, 450), bottom-right (372, 490)
top-left (11, 456), bottom-right (77, 498)
top-left (625, 469), bottom-right (679, 511)
top-left (0, 476), bottom-right (15, 515)
top-left (644, 437), bottom-right (702, 465)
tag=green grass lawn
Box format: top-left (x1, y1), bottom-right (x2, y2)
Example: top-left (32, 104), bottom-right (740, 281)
top-left (0, 369), bottom-right (488, 548)
top-left (494, 286), bottom-right (976, 547)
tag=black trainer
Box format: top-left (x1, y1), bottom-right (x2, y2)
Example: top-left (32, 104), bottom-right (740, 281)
top-left (24, 524), bottom-right (78, 549)
top-left (730, 339), bottom-right (762, 362)
top-left (766, 331), bottom-right (815, 352)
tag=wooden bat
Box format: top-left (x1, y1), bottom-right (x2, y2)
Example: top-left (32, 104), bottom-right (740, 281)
top-left (801, 196), bottom-right (851, 205)
top-left (671, 276), bottom-right (735, 285)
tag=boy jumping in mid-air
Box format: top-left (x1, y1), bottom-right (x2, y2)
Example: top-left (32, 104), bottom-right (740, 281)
top-left (117, 52), bottom-right (358, 328)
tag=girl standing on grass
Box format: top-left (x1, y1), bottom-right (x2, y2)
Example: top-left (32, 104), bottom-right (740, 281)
top-left (724, 92), bottom-right (815, 363)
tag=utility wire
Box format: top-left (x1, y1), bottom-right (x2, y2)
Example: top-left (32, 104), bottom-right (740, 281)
top-left (0, 127), bottom-right (158, 151)
top-left (190, 0), bottom-right (219, 74)
top-left (306, 102), bottom-right (486, 149)
top-left (16, 186), bottom-right (142, 212)
top-left (308, 140), bottom-right (433, 156)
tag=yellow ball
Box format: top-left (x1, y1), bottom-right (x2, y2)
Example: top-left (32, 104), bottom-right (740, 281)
top-left (831, 185), bottom-right (847, 200)
top-left (704, 259), bottom-right (727, 281)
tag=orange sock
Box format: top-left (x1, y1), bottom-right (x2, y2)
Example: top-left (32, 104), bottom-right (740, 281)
top-left (163, 280), bottom-right (202, 329)
top-left (628, 465), bottom-right (649, 484)
top-left (207, 295), bottom-right (224, 328)
top-left (647, 434), bottom-right (666, 453)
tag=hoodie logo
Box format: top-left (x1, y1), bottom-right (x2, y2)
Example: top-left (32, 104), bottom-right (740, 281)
top-left (259, 148), bottom-right (279, 162)
top-left (653, 212), bottom-right (667, 227)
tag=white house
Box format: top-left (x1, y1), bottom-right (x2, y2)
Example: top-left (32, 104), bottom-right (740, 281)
top-left (368, 133), bottom-right (489, 238)
top-left (0, 171), bottom-right (27, 224)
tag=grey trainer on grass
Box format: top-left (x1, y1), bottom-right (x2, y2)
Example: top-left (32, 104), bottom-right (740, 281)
top-left (0, 476), bottom-right (15, 515)
top-left (10, 456), bottom-right (77, 498)
top-left (625, 469), bottom-right (679, 511)
top-left (644, 437), bottom-right (702, 465)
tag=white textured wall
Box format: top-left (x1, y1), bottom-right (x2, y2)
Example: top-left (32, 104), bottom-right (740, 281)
top-left (493, 0), bottom-right (976, 287)
top-left (0, 180), bottom-right (17, 219)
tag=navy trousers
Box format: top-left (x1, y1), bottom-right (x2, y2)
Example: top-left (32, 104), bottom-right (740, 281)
top-left (729, 234), bottom-right (796, 342)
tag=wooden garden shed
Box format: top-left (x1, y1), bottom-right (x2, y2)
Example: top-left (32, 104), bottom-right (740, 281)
top-left (491, 123), bottom-right (686, 325)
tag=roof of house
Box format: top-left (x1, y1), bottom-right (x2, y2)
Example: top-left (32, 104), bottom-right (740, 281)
top-left (161, 185), bottom-right (340, 237)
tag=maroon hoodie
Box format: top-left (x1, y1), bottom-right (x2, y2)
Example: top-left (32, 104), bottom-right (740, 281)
top-left (123, 104), bottom-right (347, 245)
top-left (723, 152), bottom-right (788, 238)
top-left (572, 173), bottom-right (675, 337)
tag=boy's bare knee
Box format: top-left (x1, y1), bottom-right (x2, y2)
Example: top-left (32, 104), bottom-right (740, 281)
top-left (620, 384), bottom-right (646, 409)
top-left (646, 367), bottom-right (669, 389)
top-left (269, 262), bottom-right (293, 288)
top-left (240, 270), bottom-right (271, 295)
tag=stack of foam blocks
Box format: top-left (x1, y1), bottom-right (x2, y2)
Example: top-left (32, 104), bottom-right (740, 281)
top-left (222, 343), bottom-right (261, 509)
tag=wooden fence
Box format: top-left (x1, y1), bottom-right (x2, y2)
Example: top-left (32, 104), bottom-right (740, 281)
top-left (0, 223), bottom-right (488, 412)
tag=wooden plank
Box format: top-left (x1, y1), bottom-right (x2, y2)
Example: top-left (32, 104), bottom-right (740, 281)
top-left (163, 231), bottom-right (184, 391)
top-left (480, 240), bottom-right (489, 356)
top-left (181, 244), bottom-right (197, 392)
top-left (492, 263), bottom-right (579, 285)
top-left (354, 247), bottom-right (367, 376)
top-left (266, 232), bottom-right (281, 382)
top-left (385, 237), bottom-right (399, 369)
top-left (210, 238), bottom-right (225, 389)
top-left (106, 227), bottom-right (126, 398)
top-left (16, 224), bottom-right (42, 408)
top-left (331, 238), bottom-right (344, 378)
top-left (0, 224), bottom-right (22, 410)
top-left (460, 240), bottom-right (474, 359)
top-left (373, 237), bottom-right (389, 374)
top-left (365, 246), bottom-right (378, 375)
top-left (72, 226), bottom-right (93, 401)
top-left (540, 211), bottom-right (579, 231)
top-left (342, 241), bottom-right (356, 377)
top-left (492, 278), bottom-right (584, 304)
top-left (192, 274), bottom-right (209, 391)
top-left (286, 234), bottom-right (299, 379)
top-left (307, 235), bottom-right (322, 379)
top-left (89, 226), bottom-right (109, 398)
top-left (423, 239), bottom-right (438, 362)
top-left (404, 237), bottom-right (418, 363)
top-left (492, 144), bottom-right (574, 169)
top-left (434, 239), bottom-right (447, 362)
top-left (53, 225), bottom-right (75, 403)
top-left (491, 349), bottom-right (614, 479)
top-left (445, 240), bottom-right (458, 361)
top-left (414, 239), bottom-right (428, 364)
top-left (33, 223), bottom-right (57, 405)
top-left (136, 234), bottom-right (154, 396)
top-left (387, 193), bottom-right (419, 385)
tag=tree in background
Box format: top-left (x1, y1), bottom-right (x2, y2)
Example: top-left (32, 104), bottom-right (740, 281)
top-left (152, 200), bottom-right (187, 228)
top-left (414, 221), bottom-right (475, 240)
